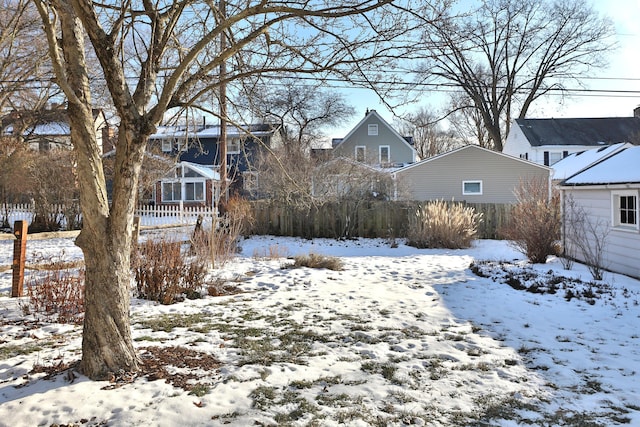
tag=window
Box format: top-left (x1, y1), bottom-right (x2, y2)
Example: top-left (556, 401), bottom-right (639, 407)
top-left (462, 180), bottom-right (482, 195)
top-left (368, 124), bottom-right (378, 136)
top-left (243, 171), bottom-right (258, 194)
top-left (355, 146), bottom-right (366, 162)
top-left (227, 138), bottom-right (241, 154)
top-left (544, 151), bottom-right (562, 166)
top-left (162, 182), bottom-right (181, 202)
top-left (184, 182), bottom-right (205, 201)
top-left (379, 146), bottom-right (390, 164)
top-left (612, 191), bottom-right (638, 229)
top-left (161, 139), bottom-right (172, 152)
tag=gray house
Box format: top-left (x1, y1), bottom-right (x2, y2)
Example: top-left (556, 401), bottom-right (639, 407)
top-left (503, 111), bottom-right (640, 166)
top-left (558, 146), bottom-right (640, 279)
top-left (393, 144), bottom-right (550, 204)
top-left (332, 109), bottom-right (416, 166)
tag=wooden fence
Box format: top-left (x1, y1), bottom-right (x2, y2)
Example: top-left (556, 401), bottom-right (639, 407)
top-left (3, 201), bottom-right (512, 239)
top-left (248, 200), bottom-right (512, 240)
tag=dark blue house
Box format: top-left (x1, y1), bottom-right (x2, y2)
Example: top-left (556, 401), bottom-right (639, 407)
top-left (149, 122), bottom-right (283, 203)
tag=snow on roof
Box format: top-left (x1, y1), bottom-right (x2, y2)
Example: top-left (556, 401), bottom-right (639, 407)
top-left (552, 143), bottom-right (633, 181)
top-left (562, 146), bottom-right (640, 185)
top-left (180, 162), bottom-right (219, 180)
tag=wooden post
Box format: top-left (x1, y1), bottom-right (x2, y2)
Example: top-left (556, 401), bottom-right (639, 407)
top-left (11, 220), bottom-right (28, 297)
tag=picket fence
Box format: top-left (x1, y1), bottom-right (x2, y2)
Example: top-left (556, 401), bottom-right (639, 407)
top-left (1, 203), bottom-right (215, 229)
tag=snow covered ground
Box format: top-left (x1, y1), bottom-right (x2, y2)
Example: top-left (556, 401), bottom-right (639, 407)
top-left (0, 233), bottom-right (639, 426)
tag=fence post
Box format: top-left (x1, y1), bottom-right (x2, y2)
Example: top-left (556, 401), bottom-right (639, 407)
top-left (11, 220), bottom-right (28, 297)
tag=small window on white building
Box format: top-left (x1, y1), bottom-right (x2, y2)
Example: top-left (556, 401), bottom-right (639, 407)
top-left (462, 180), bottom-right (483, 195)
top-left (161, 139), bottom-right (172, 152)
top-left (379, 146), bottom-right (390, 164)
top-left (612, 190), bottom-right (639, 229)
top-left (368, 124), bottom-right (378, 136)
top-left (355, 146), bottom-right (366, 162)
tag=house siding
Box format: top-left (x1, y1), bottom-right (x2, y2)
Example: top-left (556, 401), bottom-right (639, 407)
top-left (562, 187), bottom-right (640, 279)
top-left (333, 112), bottom-right (415, 164)
top-left (396, 145), bottom-right (549, 204)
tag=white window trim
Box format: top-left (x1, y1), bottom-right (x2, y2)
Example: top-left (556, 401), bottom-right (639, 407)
top-left (355, 145), bottom-right (366, 162)
top-left (161, 139), bottom-right (172, 152)
top-left (611, 190), bottom-right (639, 231)
top-left (368, 124), bottom-right (378, 136)
top-left (161, 180), bottom-right (181, 202)
top-left (161, 179), bottom-right (206, 202)
top-left (462, 180), bottom-right (483, 195)
top-left (183, 180), bottom-right (206, 202)
top-left (227, 137), bottom-right (241, 154)
top-left (379, 145), bottom-right (390, 164)
top-left (243, 171), bottom-right (258, 193)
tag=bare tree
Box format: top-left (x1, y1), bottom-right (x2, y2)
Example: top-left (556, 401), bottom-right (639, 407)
top-left (0, 0), bottom-right (59, 114)
top-left (563, 194), bottom-right (609, 280)
top-left (398, 106), bottom-right (462, 158)
top-left (32, 0), bottom-right (419, 379)
top-left (241, 82), bottom-right (355, 155)
top-left (415, 0), bottom-right (614, 151)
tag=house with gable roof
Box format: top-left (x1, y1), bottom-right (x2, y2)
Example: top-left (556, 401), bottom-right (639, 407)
top-left (503, 109), bottom-right (640, 166)
top-left (148, 122), bottom-right (283, 203)
top-left (1, 104), bottom-right (109, 153)
top-left (558, 145), bottom-right (640, 279)
top-left (393, 144), bottom-right (550, 204)
top-left (331, 109), bottom-right (417, 167)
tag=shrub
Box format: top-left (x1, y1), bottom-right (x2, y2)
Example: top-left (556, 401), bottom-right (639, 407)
top-left (406, 200), bottom-right (482, 249)
top-left (23, 268), bottom-right (85, 324)
top-left (500, 178), bottom-right (560, 263)
top-left (208, 196), bottom-right (255, 268)
top-left (285, 253), bottom-right (344, 271)
top-left (132, 238), bottom-right (206, 304)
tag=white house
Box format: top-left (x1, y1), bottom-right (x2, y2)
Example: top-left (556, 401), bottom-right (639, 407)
top-left (503, 111), bottom-right (640, 166)
top-left (551, 142), bottom-right (633, 183)
top-left (558, 146), bottom-right (640, 279)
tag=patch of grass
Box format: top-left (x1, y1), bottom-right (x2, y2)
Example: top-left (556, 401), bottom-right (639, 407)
top-left (135, 313), bottom-right (211, 332)
top-left (188, 383), bottom-right (210, 397)
top-left (0, 344), bottom-right (43, 359)
top-left (360, 361), bottom-right (398, 381)
top-left (134, 335), bottom-right (164, 342)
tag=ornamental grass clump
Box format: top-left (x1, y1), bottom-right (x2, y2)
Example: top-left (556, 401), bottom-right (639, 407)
top-left (406, 200), bottom-right (482, 249)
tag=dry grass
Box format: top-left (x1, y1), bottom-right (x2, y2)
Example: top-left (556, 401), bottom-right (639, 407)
top-left (406, 200), bottom-right (481, 249)
top-left (285, 253), bottom-right (344, 271)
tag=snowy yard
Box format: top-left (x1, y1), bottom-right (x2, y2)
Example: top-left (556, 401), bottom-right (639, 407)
top-left (0, 233), bottom-right (639, 426)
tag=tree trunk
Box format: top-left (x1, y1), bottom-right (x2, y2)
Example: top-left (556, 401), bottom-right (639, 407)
top-left (51, 0), bottom-right (141, 379)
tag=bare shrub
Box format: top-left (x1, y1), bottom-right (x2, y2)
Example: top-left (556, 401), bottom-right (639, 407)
top-left (500, 178), bottom-right (560, 263)
top-left (209, 196), bottom-right (254, 268)
top-left (252, 244), bottom-right (290, 259)
top-left (406, 200), bottom-right (482, 249)
top-left (285, 253), bottom-right (344, 271)
top-left (23, 269), bottom-right (85, 324)
top-left (563, 195), bottom-right (609, 280)
top-left (133, 238), bottom-right (206, 304)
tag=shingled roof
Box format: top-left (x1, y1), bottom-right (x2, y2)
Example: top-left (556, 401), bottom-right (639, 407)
top-left (515, 117), bottom-right (640, 147)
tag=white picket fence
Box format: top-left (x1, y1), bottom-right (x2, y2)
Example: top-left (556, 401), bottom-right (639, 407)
top-left (135, 204), bottom-right (216, 227)
top-left (1, 203), bottom-right (216, 229)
